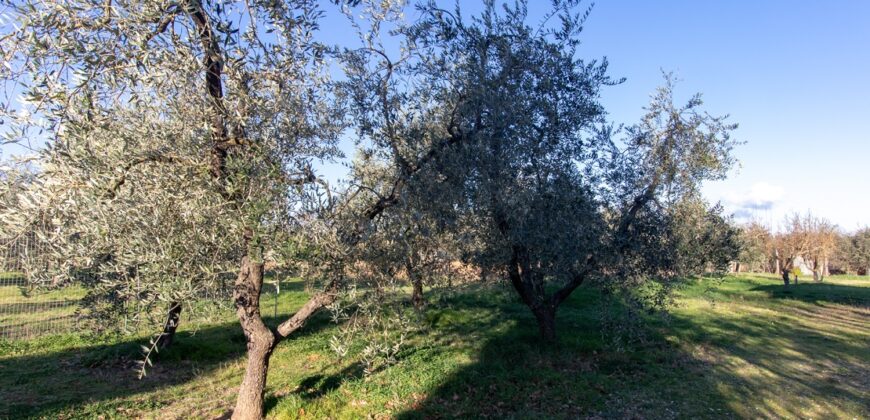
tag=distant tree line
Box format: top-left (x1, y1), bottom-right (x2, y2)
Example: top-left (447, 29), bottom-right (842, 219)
top-left (734, 212), bottom-right (870, 282)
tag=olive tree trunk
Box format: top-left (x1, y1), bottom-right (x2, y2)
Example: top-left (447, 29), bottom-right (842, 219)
top-left (232, 256), bottom-right (276, 420)
top-left (407, 264), bottom-right (425, 309)
top-left (531, 305), bottom-right (557, 342)
top-left (231, 255), bottom-right (339, 420)
top-left (157, 302), bottom-right (183, 349)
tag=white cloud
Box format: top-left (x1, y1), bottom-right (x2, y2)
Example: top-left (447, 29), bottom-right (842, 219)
top-left (724, 182), bottom-right (785, 218)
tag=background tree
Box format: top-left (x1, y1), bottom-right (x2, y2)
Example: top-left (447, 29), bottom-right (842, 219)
top-left (809, 217), bottom-right (838, 280)
top-left (846, 228), bottom-right (870, 275)
top-left (775, 212), bottom-right (838, 283)
top-left (736, 221), bottom-right (774, 273)
top-left (340, 152), bottom-right (460, 310)
top-left (384, 1), bottom-right (741, 342)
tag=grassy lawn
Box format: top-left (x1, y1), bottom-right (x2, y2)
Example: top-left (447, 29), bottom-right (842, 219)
top-left (0, 274), bottom-right (867, 419)
top-left (0, 272), bottom-right (86, 339)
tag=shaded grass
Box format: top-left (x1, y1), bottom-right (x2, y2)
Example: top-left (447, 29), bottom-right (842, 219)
top-left (0, 274), bottom-right (867, 419)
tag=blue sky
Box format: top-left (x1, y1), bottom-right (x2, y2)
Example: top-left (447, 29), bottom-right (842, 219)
top-left (313, 0), bottom-right (870, 230)
top-left (3, 1), bottom-right (867, 230)
top-left (571, 0), bottom-right (870, 231)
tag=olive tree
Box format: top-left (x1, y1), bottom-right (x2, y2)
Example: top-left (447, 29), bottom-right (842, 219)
top-left (775, 212), bottom-right (838, 284)
top-left (736, 221), bottom-right (774, 273)
top-left (844, 228), bottom-right (870, 275)
top-left (383, 1), bottom-right (741, 341)
top-left (0, 1), bottom-right (366, 418)
top-left (0, 0), bottom-right (521, 416)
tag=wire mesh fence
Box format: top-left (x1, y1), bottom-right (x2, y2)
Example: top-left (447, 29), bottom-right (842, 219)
top-left (0, 231), bottom-right (294, 340)
top-left (0, 232), bottom-right (84, 339)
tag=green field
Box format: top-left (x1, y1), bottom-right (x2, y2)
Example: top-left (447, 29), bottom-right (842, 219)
top-left (0, 272), bottom-right (85, 339)
top-left (0, 274), bottom-right (867, 419)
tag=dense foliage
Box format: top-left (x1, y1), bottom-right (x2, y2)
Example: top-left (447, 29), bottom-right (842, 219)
top-left (0, 0), bottom-right (750, 418)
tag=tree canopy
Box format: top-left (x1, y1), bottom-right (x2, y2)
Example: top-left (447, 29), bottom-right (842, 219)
top-left (0, 0), bottom-right (744, 418)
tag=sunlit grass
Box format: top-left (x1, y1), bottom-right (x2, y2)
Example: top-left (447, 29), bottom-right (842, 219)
top-left (0, 274), bottom-right (867, 418)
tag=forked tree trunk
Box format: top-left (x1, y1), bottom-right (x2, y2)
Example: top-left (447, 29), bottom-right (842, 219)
top-left (232, 256), bottom-right (277, 420)
top-left (531, 304), bottom-right (557, 343)
top-left (157, 302), bottom-right (183, 349)
top-left (230, 254), bottom-right (340, 420)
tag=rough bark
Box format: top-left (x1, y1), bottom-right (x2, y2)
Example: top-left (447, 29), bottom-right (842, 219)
top-left (411, 276), bottom-right (425, 310)
top-left (229, 257), bottom-right (337, 420)
top-left (157, 301), bottom-right (182, 349)
top-left (532, 304), bottom-right (557, 343)
top-left (233, 333), bottom-right (275, 420)
top-left (232, 256), bottom-right (276, 420)
top-left (276, 282), bottom-right (337, 338)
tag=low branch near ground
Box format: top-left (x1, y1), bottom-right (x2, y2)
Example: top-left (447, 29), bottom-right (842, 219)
top-left (276, 280), bottom-right (339, 337)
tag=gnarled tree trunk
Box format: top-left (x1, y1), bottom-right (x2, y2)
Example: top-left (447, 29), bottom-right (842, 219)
top-left (231, 252), bottom-right (340, 419)
top-left (407, 264), bottom-right (425, 309)
top-left (232, 256), bottom-right (276, 420)
top-left (531, 304), bottom-right (557, 342)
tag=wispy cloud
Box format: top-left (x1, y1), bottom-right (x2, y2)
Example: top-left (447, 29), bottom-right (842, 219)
top-left (724, 182), bottom-right (785, 219)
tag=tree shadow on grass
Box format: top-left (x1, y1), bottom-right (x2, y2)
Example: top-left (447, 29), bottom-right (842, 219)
top-left (750, 282), bottom-right (870, 306)
top-left (655, 277), bottom-right (870, 418)
top-left (664, 302), bottom-right (869, 418)
top-left (0, 322), bottom-right (242, 418)
top-left (262, 362), bottom-right (366, 415)
top-left (395, 283), bottom-right (869, 419)
top-left (395, 289), bottom-right (737, 419)
top-left (0, 306), bottom-right (335, 418)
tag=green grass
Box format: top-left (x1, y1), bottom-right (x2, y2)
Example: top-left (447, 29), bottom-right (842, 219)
top-left (0, 274), bottom-right (867, 419)
top-left (0, 272), bottom-right (86, 338)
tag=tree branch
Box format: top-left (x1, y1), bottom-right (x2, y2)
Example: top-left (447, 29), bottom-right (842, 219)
top-left (552, 255), bottom-right (595, 307)
top-left (142, 3), bottom-right (180, 45)
top-left (104, 154), bottom-right (177, 199)
top-left (275, 280), bottom-right (339, 337)
top-left (186, 0), bottom-right (233, 188)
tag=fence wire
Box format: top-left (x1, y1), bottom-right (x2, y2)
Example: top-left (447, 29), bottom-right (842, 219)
top-left (0, 232), bottom-right (83, 339)
top-left (1, 232), bottom-right (290, 340)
